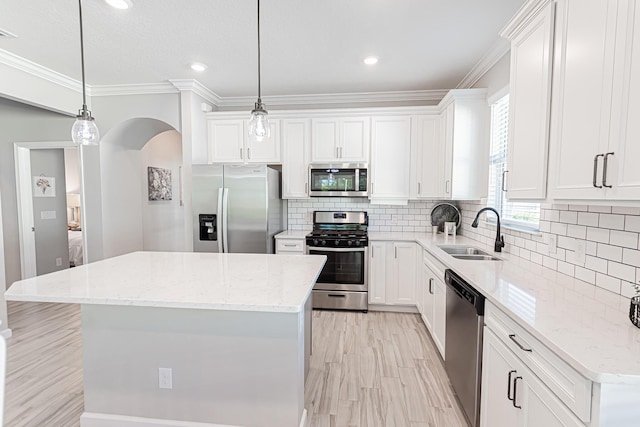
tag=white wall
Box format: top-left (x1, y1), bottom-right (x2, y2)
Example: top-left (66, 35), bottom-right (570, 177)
top-left (140, 130), bottom-right (185, 252)
top-left (472, 52), bottom-right (511, 97)
top-left (0, 97), bottom-right (73, 288)
top-left (63, 147), bottom-right (81, 194)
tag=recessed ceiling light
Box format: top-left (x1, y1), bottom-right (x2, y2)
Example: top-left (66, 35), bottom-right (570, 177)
top-left (190, 62), bottom-right (208, 72)
top-left (104, 0), bottom-right (132, 10)
top-left (364, 56), bottom-right (379, 65)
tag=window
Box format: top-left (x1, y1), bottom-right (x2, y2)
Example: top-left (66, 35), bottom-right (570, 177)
top-left (487, 93), bottom-right (540, 230)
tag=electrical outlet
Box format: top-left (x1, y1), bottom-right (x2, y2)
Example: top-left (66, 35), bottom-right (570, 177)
top-left (546, 235), bottom-right (557, 254)
top-left (159, 367), bottom-right (173, 389)
top-left (55, 257), bottom-right (62, 266)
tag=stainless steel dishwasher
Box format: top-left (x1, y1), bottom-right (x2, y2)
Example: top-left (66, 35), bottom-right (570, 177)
top-left (444, 269), bottom-right (485, 427)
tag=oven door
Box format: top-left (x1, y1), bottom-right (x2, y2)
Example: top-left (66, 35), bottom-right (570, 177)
top-left (307, 246), bottom-right (368, 292)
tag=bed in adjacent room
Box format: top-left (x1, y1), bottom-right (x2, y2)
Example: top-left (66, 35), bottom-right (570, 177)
top-left (68, 229), bottom-right (83, 267)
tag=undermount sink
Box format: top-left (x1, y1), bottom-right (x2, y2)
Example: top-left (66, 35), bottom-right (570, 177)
top-left (438, 245), bottom-right (502, 261)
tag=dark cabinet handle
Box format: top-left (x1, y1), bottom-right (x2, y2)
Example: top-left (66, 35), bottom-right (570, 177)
top-left (328, 294), bottom-right (346, 298)
top-left (429, 278), bottom-right (434, 295)
top-left (513, 376), bottom-right (523, 409)
top-left (507, 370), bottom-right (517, 401)
top-left (603, 152), bottom-right (614, 188)
top-left (509, 334), bottom-right (533, 352)
top-left (593, 154), bottom-right (604, 188)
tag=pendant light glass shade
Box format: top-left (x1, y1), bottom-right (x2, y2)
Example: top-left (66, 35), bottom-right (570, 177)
top-left (71, 110), bottom-right (100, 145)
top-left (249, 101), bottom-right (270, 142)
top-left (72, 0), bottom-right (100, 146)
top-left (248, 0), bottom-right (269, 142)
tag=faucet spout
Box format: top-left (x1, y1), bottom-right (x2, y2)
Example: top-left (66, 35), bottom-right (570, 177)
top-left (471, 207), bottom-right (505, 253)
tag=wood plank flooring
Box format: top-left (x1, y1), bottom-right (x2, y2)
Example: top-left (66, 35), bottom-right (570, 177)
top-left (3, 302), bottom-right (467, 427)
top-left (305, 310), bottom-right (467, 427)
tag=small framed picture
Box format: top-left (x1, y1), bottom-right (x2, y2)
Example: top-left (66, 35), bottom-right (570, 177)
top-left (148, 167), bottom-right (172, 201)
top-left (33, 176), bottom-right (56, 197)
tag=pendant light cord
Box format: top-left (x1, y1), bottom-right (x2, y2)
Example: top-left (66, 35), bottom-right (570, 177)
top-left (78, 0), bottom-right (88, 110)
top-left (257, 0), bottom-right (262, 103)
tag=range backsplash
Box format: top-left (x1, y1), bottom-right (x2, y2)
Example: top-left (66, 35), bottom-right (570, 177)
top-left (288, 198), bottom-right (640, 298)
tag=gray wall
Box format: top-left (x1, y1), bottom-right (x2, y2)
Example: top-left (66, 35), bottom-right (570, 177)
top-left (0, 97), bottom-right (73, 288)
top-left (30, 149), bottom-right (69, 275)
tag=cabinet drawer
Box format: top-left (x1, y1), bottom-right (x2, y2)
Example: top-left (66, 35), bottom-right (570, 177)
top-left (276, 239), bottom-right (305, 253)
top-left (422, 249), bottom-right (446, 278)
top-left (485, 302), bottom-right (592, 422)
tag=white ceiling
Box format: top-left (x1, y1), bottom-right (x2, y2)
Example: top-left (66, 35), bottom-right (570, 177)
top-left (0, 0), bottom-right (525, 98)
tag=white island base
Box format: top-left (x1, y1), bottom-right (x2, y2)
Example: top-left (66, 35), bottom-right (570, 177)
top-left (5, 251), bottom-right (323, 427)
top-left (80, 300), bottom-right (311, 427)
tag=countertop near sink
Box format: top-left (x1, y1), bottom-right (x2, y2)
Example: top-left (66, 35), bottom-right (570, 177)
top-left (368, 231), bottom-right (640, 385)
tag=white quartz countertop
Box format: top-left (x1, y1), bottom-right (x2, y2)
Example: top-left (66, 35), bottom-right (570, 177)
top-left (274, 230), bottom-right (311, 239)
top-left (406, 233), bottom-right (640, 385)
top-left (5, 251), bottom-right (326, 313)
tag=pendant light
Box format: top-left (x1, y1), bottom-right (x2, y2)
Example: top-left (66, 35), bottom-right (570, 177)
top-left (71, 0), bottom-right (100, 146)
top-left (248, 0), bottom-right (270, 142)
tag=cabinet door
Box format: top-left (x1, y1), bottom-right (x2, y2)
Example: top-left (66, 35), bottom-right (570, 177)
top-left (246, 120), bottom-right (281, 164)
top-left (390, 242), bottom-right (416, 305)
top-left (432, 276), bottom-right (447, 359)
top-left (506, 1), bottom-right (555, 200)
top-left (370, 116), bottom-right (411, 201)
top-left (368, 241), bottom-right (387, 304)
top-left (208, 120), bottom-right (244, 163)
top-left (519, 371), bottom-right (585, 427)
top-left (311, 119), bottom-right (340, 162)
top-left (422, 264), bottom-right (435, 332)
top-left (441, 105), bottom-right (455, 198)
top-left (413, 115), bottom-right (442, 198)
top-left (607, 0), bottom-right (640, 200)
top-left (282, 119), bottom-right (310, 199)
top-left (480, 330), bottom-right (521, 427)
top-left (340, 117), bottom-right (370, 162)
top-left (548, 0), bottom-right (617, 200)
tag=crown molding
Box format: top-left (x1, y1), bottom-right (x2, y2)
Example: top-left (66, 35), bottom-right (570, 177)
top-left (168, 79), bottom-right (222, 106)
top-left (456, 38), bottom-right (510, 89)
top-left (501, 0), bottom-right (554, 40)
top-left (0, 48), bottom-right (82, 93)
top-left (219, 89), bottom-right (448, 108)
top-left (89, 82), bottom-right (178, 97)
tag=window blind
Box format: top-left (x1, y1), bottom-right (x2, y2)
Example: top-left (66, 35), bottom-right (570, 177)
top-left (487, 94), bottom-right (540, 229)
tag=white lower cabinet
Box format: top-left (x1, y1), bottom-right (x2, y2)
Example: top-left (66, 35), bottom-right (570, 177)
top-left (481, 329), bottom-right (584, 427)
top-left (419, 249), bottom-right (446, 359)
top-left (275, 238), bottom-right (306, 255)
top-left (368, 241), bottom-right (416, 306)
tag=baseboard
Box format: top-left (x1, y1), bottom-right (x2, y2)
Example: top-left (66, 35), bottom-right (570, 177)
top-left (80, 413), bottom-right (239, 427)
top-left (81, 411), bottom-right (309, 427)
top-left (368, 304), bottom-right (419, 314)
top-left (1, 328), bottom-right (12, 339)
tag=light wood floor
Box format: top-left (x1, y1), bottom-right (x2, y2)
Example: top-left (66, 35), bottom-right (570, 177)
top-left (4, 302), bottom-right (466, 427)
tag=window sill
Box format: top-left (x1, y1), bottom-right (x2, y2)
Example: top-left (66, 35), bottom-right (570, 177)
top-left (484, 220), bottom-right (541, 236)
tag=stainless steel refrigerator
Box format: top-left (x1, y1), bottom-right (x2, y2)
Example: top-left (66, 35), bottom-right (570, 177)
top-left (192, 164), bottom-right (286, 254)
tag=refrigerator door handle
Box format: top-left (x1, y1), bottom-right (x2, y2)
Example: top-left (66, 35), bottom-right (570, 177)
top-left (222, 188), bottom-right (230, 253)
top-left (217, 188), bottom-right (224, 253)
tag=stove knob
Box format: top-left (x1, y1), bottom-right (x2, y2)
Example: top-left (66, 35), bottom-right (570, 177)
top-left (347, 240), bottom-right (353, 246)
top-left (321, 240), bottom-right (327, 246)
top-left (354, 240), bottom-right (361, 247)
top-left (313, 239), bottom-right (319, 246)
top-left (334, 239), bottom-right (340, 246)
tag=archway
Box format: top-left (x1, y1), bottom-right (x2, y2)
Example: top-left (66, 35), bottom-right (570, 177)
top-left (99, 118), bottom-right (183, 259)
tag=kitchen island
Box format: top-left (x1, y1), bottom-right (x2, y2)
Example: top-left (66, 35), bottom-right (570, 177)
top-left (5, 251), bottom-right (326, 427)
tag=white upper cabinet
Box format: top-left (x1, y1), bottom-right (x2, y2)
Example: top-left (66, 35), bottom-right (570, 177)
top-left (440, 90), bottom-right (491, 200)
top-left (208, 120), bottom-right (245, 163)
top-left (310, 117), bottom-right (369, 163)
top-left (502, 0), bottom-right (555, 200)
top-left (281, 119), bottom-right (310, 199)
top-left (549, 0), bottom-right (640, 202)
top-left (370, 116), bottom-right (412, 203)
top-left (207, 117), bottom-right (281, 164)
top-left (410, 115), bottom-right (442, 199)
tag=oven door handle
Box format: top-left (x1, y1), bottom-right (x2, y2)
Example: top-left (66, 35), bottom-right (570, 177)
top-left (308, 247), bottom-right (366, 253)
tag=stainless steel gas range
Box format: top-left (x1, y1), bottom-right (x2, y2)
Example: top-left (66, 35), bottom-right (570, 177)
top-left (305, 211), bottom-right (369, 312)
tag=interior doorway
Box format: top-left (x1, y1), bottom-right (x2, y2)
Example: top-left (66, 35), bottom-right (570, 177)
top-left (14, 141), bottom-right (87, 279)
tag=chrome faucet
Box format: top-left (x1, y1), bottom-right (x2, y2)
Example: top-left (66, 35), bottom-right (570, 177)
top-left (471, 207), bottom-right (505, 253)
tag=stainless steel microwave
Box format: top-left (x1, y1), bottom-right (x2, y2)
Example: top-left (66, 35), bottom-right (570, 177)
top-left (309, 164), bottom-right (368, 197)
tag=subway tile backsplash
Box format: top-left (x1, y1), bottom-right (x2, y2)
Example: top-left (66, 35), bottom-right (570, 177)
top-left (288, 198), bottom-right (640, 298)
